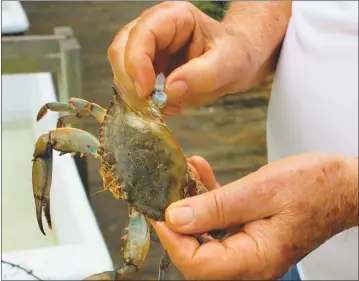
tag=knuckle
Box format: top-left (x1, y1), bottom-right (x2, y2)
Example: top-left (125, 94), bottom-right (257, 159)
top-left (211, 191), bottom-right (227, 226)
top-left (139, 7), bottom-right (150, 17)
top-left (157, 1), bottom-right (175, 8)
top-left (107, 42), bottom-right (118, 61)
top-left (107, 32), bottom-right (126, 61)
top-left (157, 1), bottom-right (195, 14)
top-left (143, 1), bottom-right (176, 18)
top-left (108, 20), bottom-right (138, 61)
top-left (175, 1), bottom-right (195, 10)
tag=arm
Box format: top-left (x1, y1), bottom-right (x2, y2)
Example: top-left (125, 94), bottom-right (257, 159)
top-left (337, 156), bottom-right (358, 230)
top-left (222, 1), bottom-right (292, 88)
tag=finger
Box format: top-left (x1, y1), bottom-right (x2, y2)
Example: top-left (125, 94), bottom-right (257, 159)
top-left (108, 6), bottom-right (153, 89)
top-left (151, 220), bottom-right (267, 280)
top-left (108, 20), bottom-right (139, 93)
top-left (150, 220), bottom-right (228, 279)
top-left (165, 49), bottom-right (236, 107)
top-left (124, 2), bottom-right (197, 98)
top-left (162, 103), bottom-right (182, 116)
top-left (188, 155), bottom-right (219, 191)
top-left (187, 162), bottom-right (200, 181)
top-left (150, 220), bottom-right (200, 264)
top-left (165, 170), bottom-right (281, 234)
top-left (165, 37), bottom-right (247, 106)
top-left (150, 220), bottom-right (203, 279)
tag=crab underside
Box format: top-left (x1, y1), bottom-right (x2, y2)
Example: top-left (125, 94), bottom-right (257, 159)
top-left (31, 74), bottom-right (228, 280)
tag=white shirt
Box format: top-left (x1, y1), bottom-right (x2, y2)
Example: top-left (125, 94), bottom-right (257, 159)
top-left (267, 1), bottom-right (358, 280)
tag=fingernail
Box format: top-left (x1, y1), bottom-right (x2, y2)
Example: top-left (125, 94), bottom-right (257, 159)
top-left (134, 81), bottom-right (143, 97)
top-left (166, 81), bottom-right (188, 98)
top-left (168, 206), bottom-right (193, 227)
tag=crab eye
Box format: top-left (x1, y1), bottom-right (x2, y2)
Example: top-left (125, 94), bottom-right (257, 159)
top-left (151, 90), bottom-right (168, 109)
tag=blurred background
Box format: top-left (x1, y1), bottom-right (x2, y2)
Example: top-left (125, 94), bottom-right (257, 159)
top-left (2, 1), bottom-right (272, 280)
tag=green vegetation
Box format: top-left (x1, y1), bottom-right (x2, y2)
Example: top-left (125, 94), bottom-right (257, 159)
top-left (193, 1), bottom-right (228, 21)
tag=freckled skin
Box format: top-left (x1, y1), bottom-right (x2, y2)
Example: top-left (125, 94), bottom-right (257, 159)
top-left (257, 154), bottom-right (358, 269)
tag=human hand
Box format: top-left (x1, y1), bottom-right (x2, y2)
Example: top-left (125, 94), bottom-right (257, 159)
top-left (108, 1), bottom-right (260, 115)
top-left (151, 153), bottom-right (358, 280)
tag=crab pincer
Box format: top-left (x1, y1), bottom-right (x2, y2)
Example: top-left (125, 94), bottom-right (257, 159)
top-left (31, 127), bottom-right (100, 235)
top-left (32, 134), bottom-right (53, 235)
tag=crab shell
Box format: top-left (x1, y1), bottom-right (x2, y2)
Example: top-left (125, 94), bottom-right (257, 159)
top-left (98, 84), bottom-right (188, 221)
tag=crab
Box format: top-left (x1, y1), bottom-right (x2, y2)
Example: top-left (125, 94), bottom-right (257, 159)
top-left (31, 73), bottom-right (227, 280)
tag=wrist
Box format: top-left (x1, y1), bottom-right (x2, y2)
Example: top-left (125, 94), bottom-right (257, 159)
top-left (324, 155), bottom-right (358, 235)
top-left (338, 156), bottom-right (358, 229)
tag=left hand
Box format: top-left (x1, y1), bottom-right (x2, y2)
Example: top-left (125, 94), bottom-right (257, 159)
top-left (151, 153), bottom-right (358, 280)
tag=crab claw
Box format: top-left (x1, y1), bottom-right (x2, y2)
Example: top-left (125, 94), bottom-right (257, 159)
top-left (34, 195), bottom-right (52, 235)
top-left (32, 134), bottom-right (53, 235)
top-left (36, 102), bottom-right (69, 122)
top-left (36, 105), bottom-right (49, 121)
top-left (32, 127), bottom-right (100, 235)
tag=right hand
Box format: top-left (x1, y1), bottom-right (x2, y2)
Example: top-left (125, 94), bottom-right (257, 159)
top-left (108, 1), bottom-right (260, 115)
top-left (151, 153), bottom-right (358, 280)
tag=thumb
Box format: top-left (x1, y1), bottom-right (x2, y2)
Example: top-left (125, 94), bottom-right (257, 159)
top-left (164, 49), bottom-right (235, 106)
top-left (165, 174), bottom-right (280, 234)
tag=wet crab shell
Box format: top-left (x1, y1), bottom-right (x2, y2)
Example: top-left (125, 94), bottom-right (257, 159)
top-left (98, 84), bottom-right (188, 221)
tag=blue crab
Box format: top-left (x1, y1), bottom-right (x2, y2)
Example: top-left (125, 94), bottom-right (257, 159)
top-left (31, 74), bottom-right (227, 280)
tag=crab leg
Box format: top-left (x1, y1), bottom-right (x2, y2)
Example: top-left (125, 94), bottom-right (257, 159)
top-left (32, 127), bottom-right (100, 235)
top-left (84, 208), bottom-right (150, 280)
top-left (118, 208), bottom-right (150, 276)
top-left (56, 114), bottom-right (83, 128)
top-left (158, 251), bottom-right (171, 281)
top-left (150, 225), bottom-right (160, 243)
top-left (36, 98), bottom-right (107, 127)
top-left (148, 226), bottom-right (172, 280)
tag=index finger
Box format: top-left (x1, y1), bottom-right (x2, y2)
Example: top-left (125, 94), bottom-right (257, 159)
top-left (124, 2), bottom-right (197, 97)
top-left (188, 155), bottom-right (220, 191)
top-left (107, 6), bottom-right (152, 92)
top-left (108, 20), bottom-right (139, 93)
top-left (151, 220), bottom-right (261, 280)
